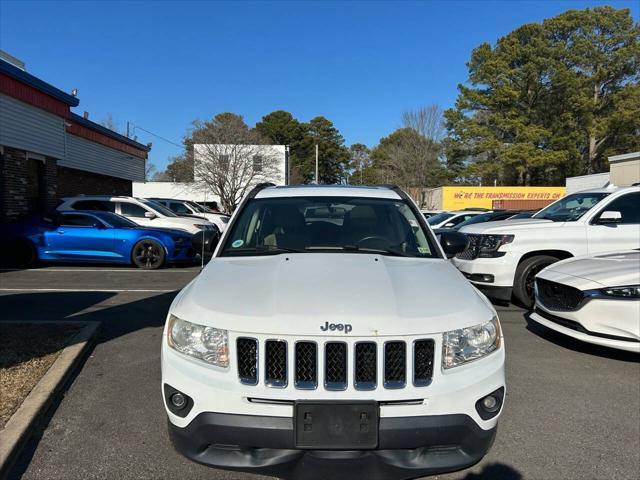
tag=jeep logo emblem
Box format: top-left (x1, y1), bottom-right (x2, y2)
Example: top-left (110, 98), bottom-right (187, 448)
top-left (320, 321), bottom-right (352, 334)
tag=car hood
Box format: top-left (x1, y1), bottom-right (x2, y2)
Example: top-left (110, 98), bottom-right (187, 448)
top-left (170, 253), bottom-right (496, 337)
top-left (459, 218), bottom-right (557, 234)
top-left (538, 250), bottom-right (640, 289)
top-left (136, 226), bottom-right (192, 238)
top-left (159, 217), bottom-right (209, 232)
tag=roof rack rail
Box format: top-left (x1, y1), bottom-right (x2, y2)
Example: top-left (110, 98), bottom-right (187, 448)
top-left (247, 182), bottom-right (276, 199)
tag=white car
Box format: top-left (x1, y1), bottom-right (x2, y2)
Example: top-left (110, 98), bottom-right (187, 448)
top-left (531, 251), bottom-right (640, 353)
top-left (161, 184), bottom-right (505, 478)
top-left (427, 210), bottom-right (487, 229)
top-left (150, 198), bottom-right (230, 232)
top-left (57, 196), bottom-right (215, 235)
top-left (454, 186), bottom-right (640, 307)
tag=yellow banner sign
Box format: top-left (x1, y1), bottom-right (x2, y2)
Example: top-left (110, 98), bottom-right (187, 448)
top-left (441, 186), bottom-right (566, 210)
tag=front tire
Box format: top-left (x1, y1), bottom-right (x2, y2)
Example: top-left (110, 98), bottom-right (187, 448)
top-left (132, 239), bottom-right (166, 270)
top-left (513, 255), bottom-right (559, 309)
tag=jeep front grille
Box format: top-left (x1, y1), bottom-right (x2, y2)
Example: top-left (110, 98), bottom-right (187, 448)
top-left (237, 338), bottom-right (435, 391)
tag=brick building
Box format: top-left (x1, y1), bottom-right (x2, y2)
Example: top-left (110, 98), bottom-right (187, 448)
top-left (0, 52), bottom-right (151, 222)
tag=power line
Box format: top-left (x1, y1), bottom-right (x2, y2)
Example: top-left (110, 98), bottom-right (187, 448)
top-left (131, 124), bottom-right (183, 148)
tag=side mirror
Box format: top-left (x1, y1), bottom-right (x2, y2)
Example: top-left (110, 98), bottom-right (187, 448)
top-left (597, 210), bottom-right (622, 224)
top-left (439, 231), bottom-right (469, 259)
top-left (444, 222), bottom-right (455, 228)
top-left (144, 211), bottom-right (157, 219)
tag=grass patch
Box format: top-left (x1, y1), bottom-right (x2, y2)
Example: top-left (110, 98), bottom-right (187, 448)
top-left (0, 323), bottom-right (82, 429)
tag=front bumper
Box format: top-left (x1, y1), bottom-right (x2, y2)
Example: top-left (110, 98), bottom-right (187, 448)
top-left (453, 254), bottom-right (518, 288)
top-left (168, 411), bottom-right (497, 480)
top-left (191, 230), bottom-right (219, 253)
top-left (531, 301), bottom-right (640, 353)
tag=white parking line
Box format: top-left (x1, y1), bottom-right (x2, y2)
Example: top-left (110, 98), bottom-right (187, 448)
top-left (0, 268), bottom-right (199, 273)
top-left (0, 288), bottom-right (175, 293)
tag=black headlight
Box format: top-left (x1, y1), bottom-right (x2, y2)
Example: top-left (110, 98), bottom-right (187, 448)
top-left (478, 235), bottom-right (514, 258)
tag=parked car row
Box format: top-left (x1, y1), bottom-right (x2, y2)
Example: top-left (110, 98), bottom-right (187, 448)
top-left (1, 195), bottom-right (228, 269)
top-left (445, 185), bottom-right (640, 352)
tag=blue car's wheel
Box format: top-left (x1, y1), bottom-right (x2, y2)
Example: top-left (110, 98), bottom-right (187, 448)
top-left (132, 239), bottom-right (165, 270)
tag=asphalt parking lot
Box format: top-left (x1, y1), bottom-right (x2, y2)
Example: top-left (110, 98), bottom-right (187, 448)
top-left (1, 266), bottom-right (638, 480)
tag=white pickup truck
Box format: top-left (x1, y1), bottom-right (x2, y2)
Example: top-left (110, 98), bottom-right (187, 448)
top-left (454, 186), bottom-right (640, 307)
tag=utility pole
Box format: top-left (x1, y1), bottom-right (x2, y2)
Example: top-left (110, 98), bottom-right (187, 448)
top-left (315, 144), bottom-right (319, 184)
top-left (126, 121), bottom-right (130, 138)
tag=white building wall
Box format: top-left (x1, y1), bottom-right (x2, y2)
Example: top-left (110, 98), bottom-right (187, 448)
top-left (193, 144), bottom-right (286, 186)
top-left (565, 172), bottom-right (610, 194)
top-left (132, 181), bottom-right (220, 204)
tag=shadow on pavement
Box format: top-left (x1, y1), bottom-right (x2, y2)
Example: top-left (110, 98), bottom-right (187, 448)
top-left (2, 290), bottom-right (179, 479)
top-left (457, 463), bottom-right (522, 479)
top-left (524, 313), bottom-right (639, 363)
top-left (0, 290), bottom-right (175, 366)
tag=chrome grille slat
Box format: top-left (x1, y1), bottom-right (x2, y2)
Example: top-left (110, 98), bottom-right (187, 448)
top-left (354, 342), bottom-right (377, 390)
top-left (295, 341), bottom-right (318, 389)
top-left (384, 341), bottom-right (406, 389)
top-left (413, 339), bottom-right (435, 386)
top-left (265, 340), bottom-right (287, 387)
top-left (325, 342), bottom-right (347, 390)
top-left (236, 338), bottom-right (258, 385)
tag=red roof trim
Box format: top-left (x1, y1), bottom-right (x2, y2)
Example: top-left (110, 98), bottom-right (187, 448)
top-left (66, 122), bottom-right (148, 159)
top-left (0, 72), bottom-right (71, 118)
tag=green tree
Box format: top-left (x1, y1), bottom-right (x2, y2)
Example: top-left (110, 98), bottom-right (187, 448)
top-left (347, 143), bottom-right (372, 185)
top-left (300, 116), bottom-right (350, 184)
top-left (445, 7), bottom-right (639, 185)
top-left (255, 110), bottom-right (308, 184)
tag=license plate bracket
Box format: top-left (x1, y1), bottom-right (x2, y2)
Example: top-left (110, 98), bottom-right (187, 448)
top-left (294, 401), bottom-right (378, 449)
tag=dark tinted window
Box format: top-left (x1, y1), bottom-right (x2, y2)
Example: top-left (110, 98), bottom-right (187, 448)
top-left (447, 214), bottom-right (477, 227)
top-left (60, 213), bottom-right (99, 227)
top-left (72, 200), bottom-right (116, 212)
top-left (170, 202), bottom-right (191, 214)
top-left (119, 202), bottom-right (147, 218)
top-left (598, 193), bottom-right (640, 224)
top-left (221, 196), bottom-right (437, 258)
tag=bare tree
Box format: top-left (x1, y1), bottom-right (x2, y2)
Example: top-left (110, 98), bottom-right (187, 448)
top-left (194, 144), bottom-right (282, 212)
top-left (99, 113), bottom-right (120, 133)
top-left (401, 104), bottom-right (445, 143)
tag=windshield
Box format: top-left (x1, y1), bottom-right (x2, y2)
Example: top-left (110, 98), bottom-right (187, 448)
top-left (143, 200), bottom-right (178, 217)
top-left (94, 212), bottom-right (140, 228)
top-left (220, 196), bottom-right (438, 258)
top-left (186, 201), bottom-right (211, 213)
top-left (427, 212), bottom-right (454, 225)
top-left (533, 192), bottom-right (610, 222)
top-left (454, 213), bottom-right (494, 229)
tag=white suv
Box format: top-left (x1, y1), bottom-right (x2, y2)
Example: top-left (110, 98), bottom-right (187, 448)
top-left (161, 184), bottom-right (505, 478)
top-left (150, 198), bottom-right (230, 232)
top-left (57, 196), bottom-right (215, 235)
top-left (454, 186), bottom-right (640, 307)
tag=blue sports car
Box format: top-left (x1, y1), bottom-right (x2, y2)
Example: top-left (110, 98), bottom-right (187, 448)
top-left (1, 210), bottom-right (197, 269)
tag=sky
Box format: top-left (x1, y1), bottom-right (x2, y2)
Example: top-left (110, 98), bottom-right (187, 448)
top-left (0, 0), bottom-right (638, 171)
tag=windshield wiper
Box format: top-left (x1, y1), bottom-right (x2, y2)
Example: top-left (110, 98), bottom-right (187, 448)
top-left (225, 245), bottom-right (306, 255)
top-left (342, 245), bottom-right (411, 257)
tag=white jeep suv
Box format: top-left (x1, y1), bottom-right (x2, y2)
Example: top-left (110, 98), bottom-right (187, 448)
top-left (454, 186), bottom-right (640, 307)
top-left (57, 195), bottom-right (215, 235)
top-left (161, 184), bottom-right (505, 479)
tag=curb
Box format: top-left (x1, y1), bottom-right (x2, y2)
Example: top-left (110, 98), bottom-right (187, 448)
top-left (0, 321), bottom-right (100, 479)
